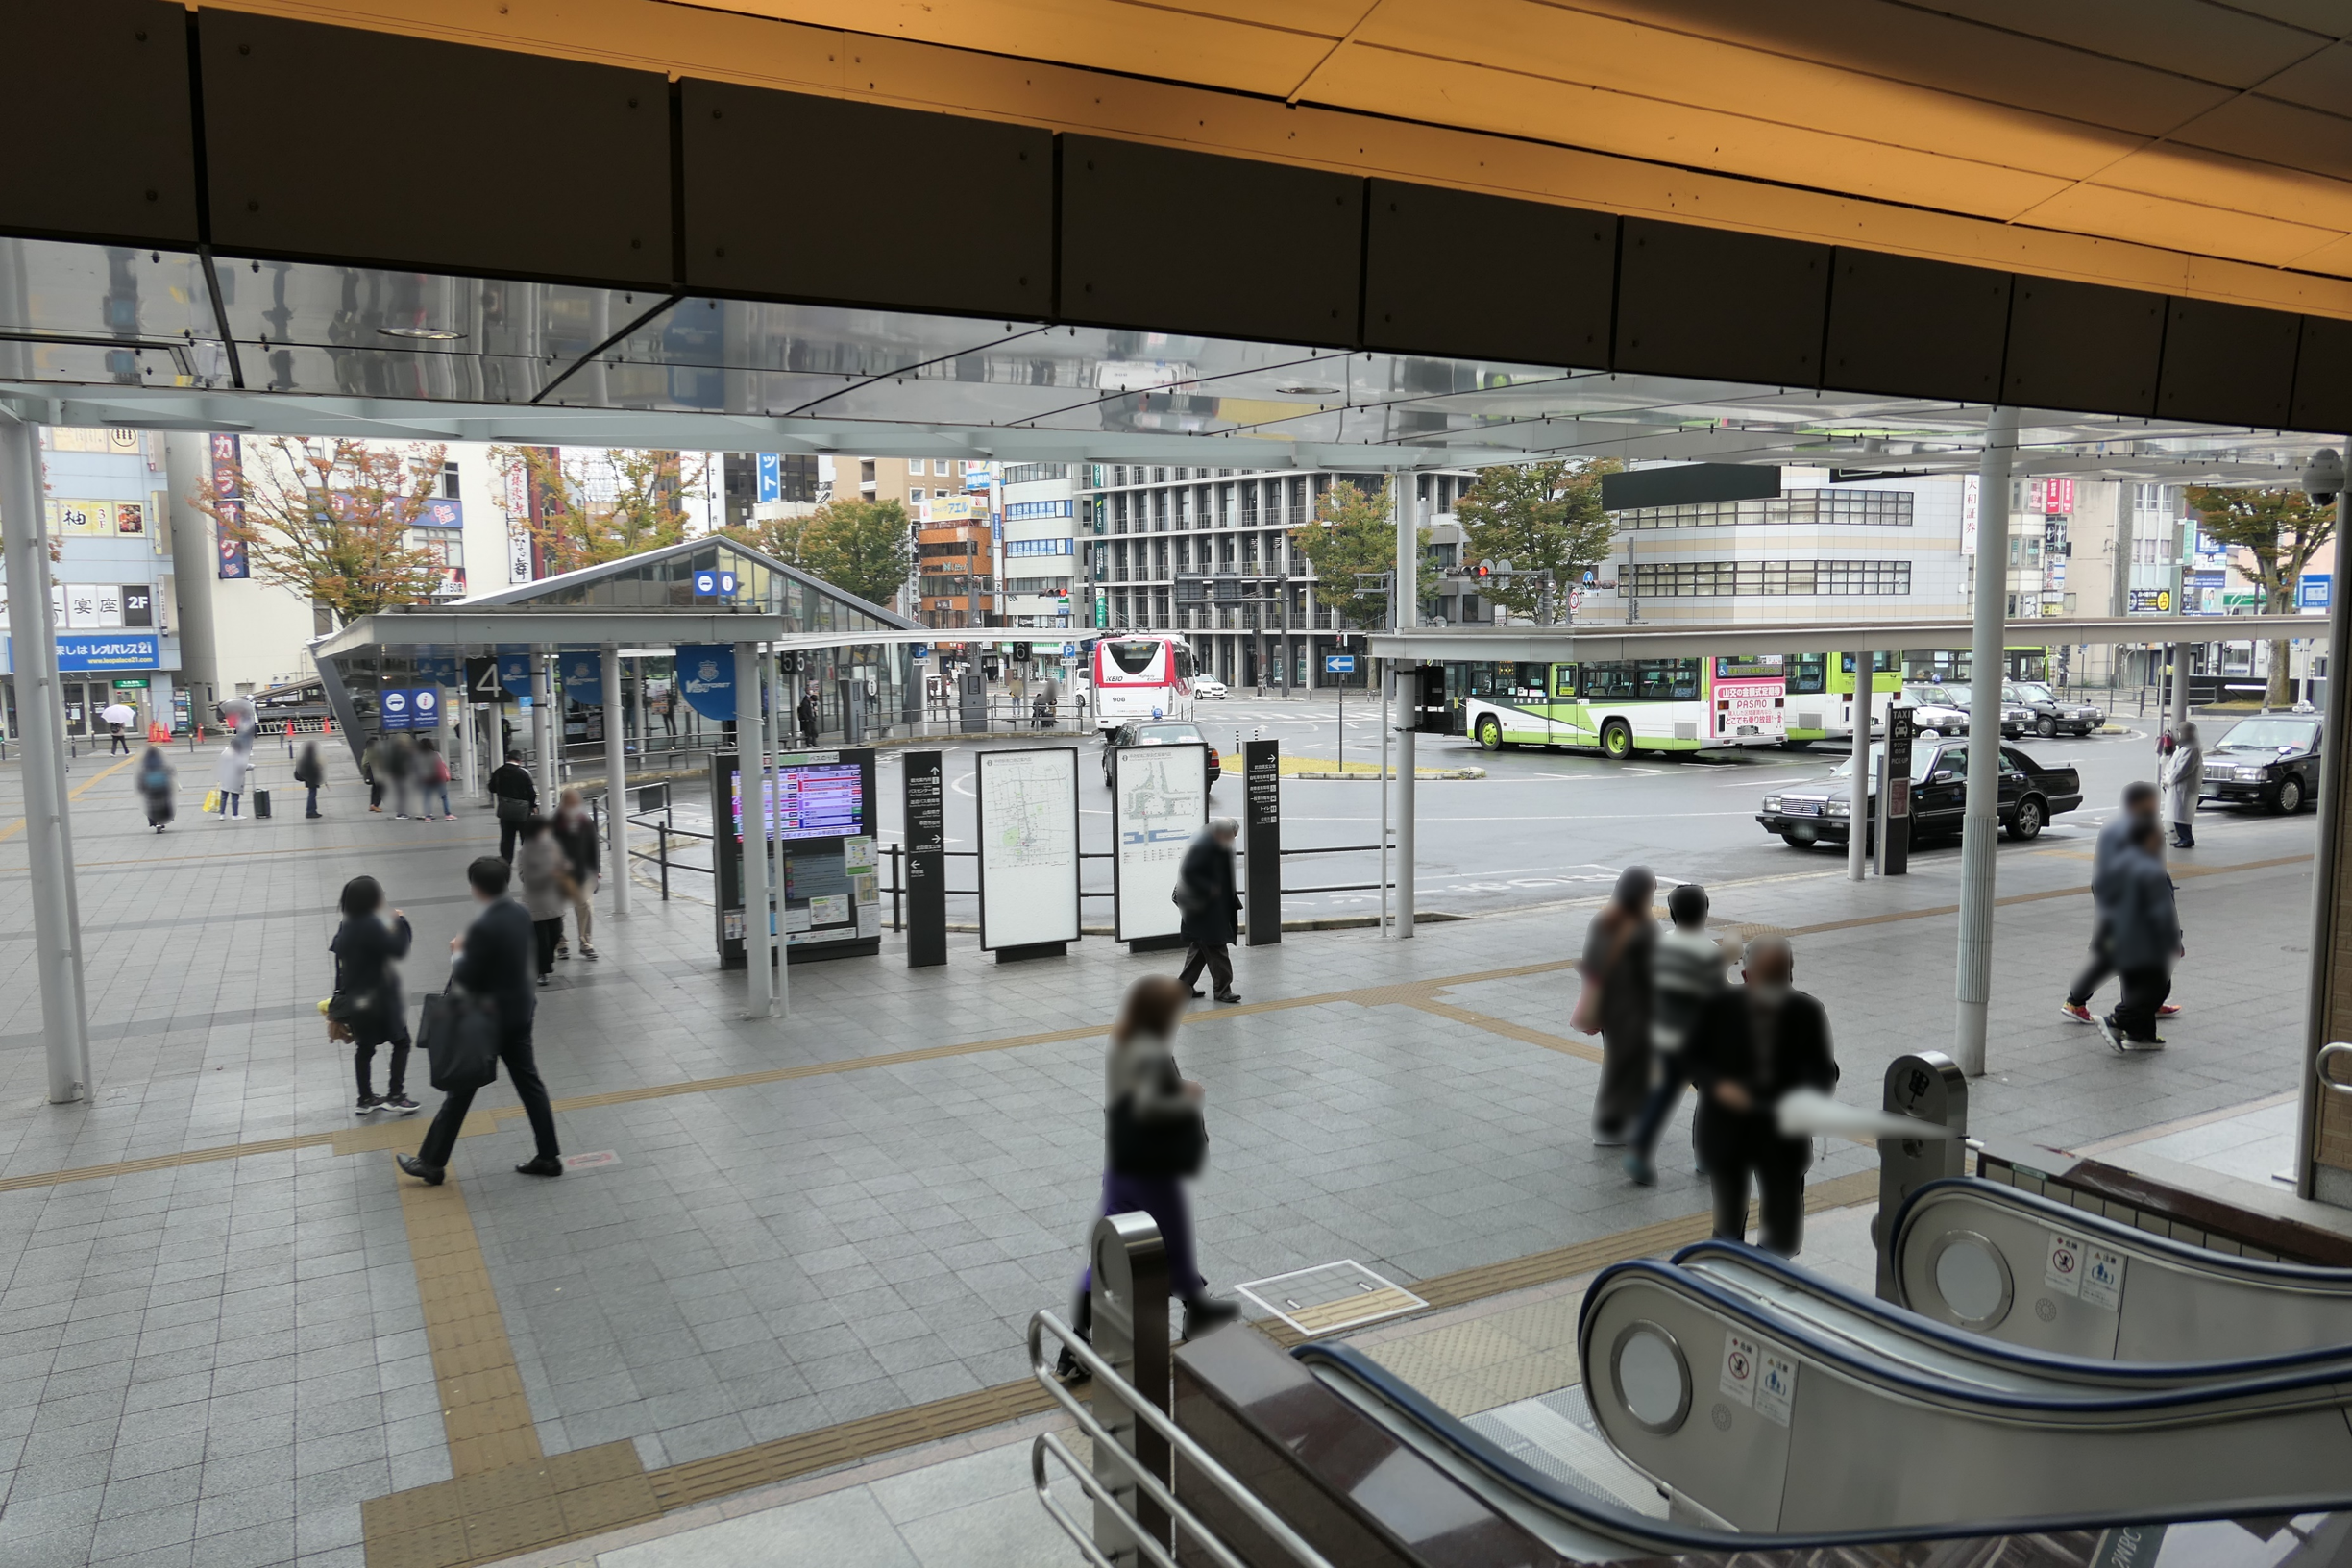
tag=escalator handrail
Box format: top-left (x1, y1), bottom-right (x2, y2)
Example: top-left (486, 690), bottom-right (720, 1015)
top-left (1672, 1234), bottom-right (2352, 1380)
top-left (1890, 1175), bottom-right (2352, 1291)
top-left (1579, 1256), bottom-right (2352, 1412)
top-left (1294, 1337), bottom-right (2352, 1554)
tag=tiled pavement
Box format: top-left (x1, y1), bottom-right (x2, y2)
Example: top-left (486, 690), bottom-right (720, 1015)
top-left (0, 746), bottom-right (2328, 1566)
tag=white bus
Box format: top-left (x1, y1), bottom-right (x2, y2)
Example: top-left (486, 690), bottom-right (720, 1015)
top-left (1090, 634), bottom-right (1198, 731)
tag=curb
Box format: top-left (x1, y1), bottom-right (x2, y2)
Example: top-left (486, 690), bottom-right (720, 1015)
top-left (1286, 768), bottom-right (1485, 781)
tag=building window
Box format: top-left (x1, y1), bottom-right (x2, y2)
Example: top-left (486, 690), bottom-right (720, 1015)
top-left (1614, 491), bottom-right (1913, 529)
top-left (1627, 559), bottom-right (1912, 597)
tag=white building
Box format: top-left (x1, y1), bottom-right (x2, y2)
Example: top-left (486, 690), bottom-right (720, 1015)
top-left (998, 463), bottom-right (1077, 628)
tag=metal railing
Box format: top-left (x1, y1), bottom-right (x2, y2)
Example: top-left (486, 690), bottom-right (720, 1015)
top-left (867, 841), bottom-right (1392, 929)
top-left (1027, 1311), bottom-right (1336, 1568)
top-left (2319, 1042), bottom-right (2352, 1098)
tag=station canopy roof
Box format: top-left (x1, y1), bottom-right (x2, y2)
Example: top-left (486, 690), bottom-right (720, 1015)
top-left (0, 233), bottom-right (2336, 490)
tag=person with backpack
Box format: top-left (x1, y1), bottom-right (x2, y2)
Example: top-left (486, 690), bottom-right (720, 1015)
top-left (416, 736), bottom-right (455, 821)
top-left (137, 745), bottom-right (174, 833)
top-left (293, 741), bottom-right (326, 819)
top-left (329, 875), bottom-right (419, 1116)
top-left (488, 748), bottom-right (538, 860)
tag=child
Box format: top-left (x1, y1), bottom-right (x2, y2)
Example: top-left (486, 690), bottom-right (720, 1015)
top-left (330, 875), bottom-right (419, 1115)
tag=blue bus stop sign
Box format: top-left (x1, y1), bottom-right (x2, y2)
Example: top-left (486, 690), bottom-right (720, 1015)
top-left (693, 569), bottom-right (719, 597)
top-left (1324, 652), bottom-right (1357, 674)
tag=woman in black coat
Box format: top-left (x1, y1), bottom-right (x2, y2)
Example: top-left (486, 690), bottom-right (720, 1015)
top-left (1684, 935), bottom-right (1837, 1256)
top-left (331, 875), bottom-right (418, 1116)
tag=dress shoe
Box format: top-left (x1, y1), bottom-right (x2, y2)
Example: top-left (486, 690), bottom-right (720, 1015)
top-left (516, 1155), bottom-right (564, 1177)
top-left (395, 1154), bottom-right (444, 1186)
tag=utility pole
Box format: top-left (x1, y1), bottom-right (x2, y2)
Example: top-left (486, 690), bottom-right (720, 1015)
top-left (1955, 407), bottom-right (2019, 1076)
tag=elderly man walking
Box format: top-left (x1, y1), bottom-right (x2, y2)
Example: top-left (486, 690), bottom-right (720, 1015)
top-left (1174, 817), bottom-right (1243, 1004)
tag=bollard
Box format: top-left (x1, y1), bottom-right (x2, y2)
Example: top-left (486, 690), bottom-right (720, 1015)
top-left (1874, 1051), bottom-right (1970, 1302)
top-left (1090, 1213), bottom-right (1170, 1568)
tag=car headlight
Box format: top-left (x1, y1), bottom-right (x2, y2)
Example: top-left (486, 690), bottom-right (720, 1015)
top-left (1762, 796), bottom-right (1781, 811)
top-left (2236, 766), bottom-right (2268, 781)
top-left (1826, 799), bottom-right (1850, 817)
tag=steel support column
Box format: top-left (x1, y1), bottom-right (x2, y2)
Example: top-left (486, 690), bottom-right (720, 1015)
top-left (1849, 638), bottom-right (1872, 885)
top-left (735, 640), bottom-right (774, 1017)
top-left (1954, 406), bottom-right (2019, 1077)
top-left (2299, 453), bottom-right (2352, 1201)
top-left (1395, 472), bottom-right (1418, 940)
top-left (0, 414), bottom-right (90, 1102)
top-left (600, 644), bottom-right (630, 919)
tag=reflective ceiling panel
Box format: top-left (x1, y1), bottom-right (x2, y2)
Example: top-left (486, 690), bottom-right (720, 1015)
top-left (0, 237), bottom-right (226, 387)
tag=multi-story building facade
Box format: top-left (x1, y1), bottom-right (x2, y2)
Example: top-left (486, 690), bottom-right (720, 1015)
top-left (999, 463), bottom-right (1077, 629)
top-left (1079, 463), bottom-right (1485, 689)
top-left (1, 428), bottom-right (188, 740)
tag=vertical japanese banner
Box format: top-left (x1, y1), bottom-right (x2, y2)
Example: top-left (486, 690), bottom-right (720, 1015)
top-left (209, 433), bottom-right (248, 579)
top-left (503, 451), bottom-right (536, 586)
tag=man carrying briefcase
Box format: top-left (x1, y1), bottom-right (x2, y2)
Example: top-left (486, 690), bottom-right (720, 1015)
top-left (398, 855), bottom-right (563, 1185)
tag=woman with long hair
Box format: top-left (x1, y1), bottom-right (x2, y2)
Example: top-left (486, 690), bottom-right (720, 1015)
top-left (329, 875), bottom-right (417, 1116)
top-left (1058, 975), bottom-right (1238, 1379)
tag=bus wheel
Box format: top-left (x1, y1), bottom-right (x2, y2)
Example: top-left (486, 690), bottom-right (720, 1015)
top-left (1601, 719), bottom-right (1633, 760)
top-left (1475, 715), bottom-right (1504, 751)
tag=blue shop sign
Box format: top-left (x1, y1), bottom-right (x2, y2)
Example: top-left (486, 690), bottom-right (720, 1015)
top-left (675, 644), bottom-right (736, 721)
top-left (14, 632), bottom-right (164, 672)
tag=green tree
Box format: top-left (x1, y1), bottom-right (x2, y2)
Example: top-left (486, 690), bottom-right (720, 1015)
top-left (492, 446), bottom-right (705, 575)
top-left (1288, 479), bottom-right (1426, 629)
top-left (1454, 458), bottom-right (1620, 624)
top-left (189, 437), bottom-right (448, 627)
top-left (2185, 484), bottom-right (2335, 704)
top-left (722, 511), bottom-right (813, 570)
top-left (799, 498), bottom-right (914, 609)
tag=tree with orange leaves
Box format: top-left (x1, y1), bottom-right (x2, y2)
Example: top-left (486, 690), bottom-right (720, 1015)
top-left (188, 438), bottom-right (449, 628)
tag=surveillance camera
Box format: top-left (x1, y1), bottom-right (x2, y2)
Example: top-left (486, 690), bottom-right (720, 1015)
top-left (2303, 447), bottom-right (2344, 506)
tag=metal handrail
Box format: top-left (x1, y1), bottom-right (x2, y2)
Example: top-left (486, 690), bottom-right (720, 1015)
top-left (1026, 1310), bottom-right (1335, 1568)
top-left (2320, 1042), bottom-right (2352, 1096)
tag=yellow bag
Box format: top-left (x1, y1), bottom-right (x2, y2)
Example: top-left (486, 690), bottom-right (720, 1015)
top-left (202, 789), bottom-right (221, 813)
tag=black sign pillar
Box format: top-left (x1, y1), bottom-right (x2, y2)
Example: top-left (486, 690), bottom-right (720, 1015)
top-left (1244, 739), bottom-right (1281, 945)
top-left (1881, 705), bottom-right (1914, 875)
top-left (904, 750), bottom-right (947, 968)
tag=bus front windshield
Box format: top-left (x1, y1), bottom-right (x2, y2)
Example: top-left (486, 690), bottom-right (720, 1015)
top-left (1100, 640), bottom-right (1167, 681)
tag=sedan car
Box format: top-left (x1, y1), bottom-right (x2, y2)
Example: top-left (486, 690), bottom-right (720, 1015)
top-left (2200, 714), bottom-right (2321, 813)
top-left (1938, 682), bottom-right (2037, 739)
top-left (1900, 684), bottom-right (1971, 737)
top-left (1758, 737), bottom-right (2083, 848)
top-left (2007, 681), bottom-right (2105, 738)
top-left (1193, 678), bottom-right (1229, 700)
top-left (1102, 719), bottom-right (1223, 789)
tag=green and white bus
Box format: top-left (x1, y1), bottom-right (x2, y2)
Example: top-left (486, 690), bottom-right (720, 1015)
top-left (1462, 656), bottom-right (1789, 760)
top-left (1782, 647), bottom-right (2053, 744)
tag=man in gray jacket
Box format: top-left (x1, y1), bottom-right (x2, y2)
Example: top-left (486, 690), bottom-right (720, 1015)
top-left (2060, 782), bottom-right (2179, 1027)
top-left (2097, 817), bottom-right (2181, 1052)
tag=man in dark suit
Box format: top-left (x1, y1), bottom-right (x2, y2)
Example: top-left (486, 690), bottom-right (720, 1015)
top-left (398, 855), bottom-right (563, 1185)
top-left (1685, 935), bottom-right (1837, 1256)
top-left (1175, 818), bottom-right (1242, 1003)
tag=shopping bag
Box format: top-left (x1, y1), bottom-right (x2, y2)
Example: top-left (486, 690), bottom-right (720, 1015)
top-left (202, 789), bottom-right (222, 814)
top-left (416, 986), bottom-right (501, 1093)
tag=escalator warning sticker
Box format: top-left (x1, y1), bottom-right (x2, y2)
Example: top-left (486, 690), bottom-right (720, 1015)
top-left (2046, 1232), bottom-right (2084, 1297)
top-left (2083, 1246), bottom-right (2126, 1311)
top-left (1756, 1350), bottom-right (1797, 1427)
top-left (1720, 1332), bottom-right (1758, 1408)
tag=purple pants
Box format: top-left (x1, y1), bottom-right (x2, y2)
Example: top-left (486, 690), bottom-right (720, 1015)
top-left (1076, 1168), bottom-right (1203, 1300)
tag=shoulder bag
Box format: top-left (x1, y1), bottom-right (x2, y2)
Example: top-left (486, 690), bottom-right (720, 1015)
top-left (417, 982), bottom-right (502, 1092)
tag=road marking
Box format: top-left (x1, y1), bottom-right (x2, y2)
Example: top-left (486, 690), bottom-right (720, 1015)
top-left (0, 752), bottom-right (137, 842)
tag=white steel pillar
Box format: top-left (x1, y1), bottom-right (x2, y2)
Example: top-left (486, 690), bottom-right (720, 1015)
top-left (600, 644), bottom-right (630, 919)
top-left (1848, 638), bottom-right (1871, 884)
top-left (734, 640), bottom-right (774, 1017)
top-left (1955, 406), bottom-right (2020, 1076)
top-left (1395, 472), bottom-right (1418, 939)
top-left (0, 413), bottom-right (90, 1102)
top-left (532, 652), bottom-right (556, 803)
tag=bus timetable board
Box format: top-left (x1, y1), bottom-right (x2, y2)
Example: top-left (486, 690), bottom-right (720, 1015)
top-left (710, 747), bottom-right (881, 968)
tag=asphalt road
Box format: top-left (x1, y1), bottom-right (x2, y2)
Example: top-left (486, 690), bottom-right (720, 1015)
top-left (836, 694), bottom-right (2315, 925)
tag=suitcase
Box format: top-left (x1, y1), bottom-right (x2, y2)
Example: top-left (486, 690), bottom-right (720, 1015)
top-left (252, 788), bottom-right (272, 820)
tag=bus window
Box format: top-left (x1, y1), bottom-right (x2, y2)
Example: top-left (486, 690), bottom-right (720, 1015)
top-left (1583, 661), bottom-right (1635, 700)
top-left (1554, 665), bottom-right (1578, 698)
top-left (1509, 663), bottom-right (1548, 700)
top-left (1104, 639), bottom-right (1164, 676)
top-left (1713, 655), bottom-right (1782, 680)
top-left (1789, 653), bottom-right (1826, 696)
top-left (1636, 658), bottom-right (1699, 700)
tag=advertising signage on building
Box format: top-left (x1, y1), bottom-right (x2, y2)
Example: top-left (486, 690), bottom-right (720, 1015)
top-left (4, 632), bottom-right (162, 672)
top-left (2128, 587), bottom-right (2175, 614)
top-left (209, 433), bottom-right (247, 578)
top-left (503, 456), bottom-right (535, 585)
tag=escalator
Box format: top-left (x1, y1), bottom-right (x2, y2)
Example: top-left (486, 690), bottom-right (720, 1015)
top-left (1891, 1175), bottom-right (2352, 1360)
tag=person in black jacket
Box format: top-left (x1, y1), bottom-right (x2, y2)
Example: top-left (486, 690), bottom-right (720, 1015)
top-left (331, 876), bottom-right (418, 1115)
top-left (551, 787), bottom-right (600, 961)
top-left (1174, 818), bottom-right (1242, 1003)
top-left (294, 741), bottom-right (326, 819)
top-left (2099, 817), bottom-right (2181, 1052)
top-left (1684, 935), bottom-right (1838, 1256)
top-left (398, 856), bottom-right (563, 1185)
top-left (796, 692), bottom-right (820, 747)
top-left (487, 749), bottom-right (538, 861)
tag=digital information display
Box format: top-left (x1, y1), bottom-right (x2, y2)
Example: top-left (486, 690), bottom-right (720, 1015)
top-left (732, 762), bottom-right (866, 843)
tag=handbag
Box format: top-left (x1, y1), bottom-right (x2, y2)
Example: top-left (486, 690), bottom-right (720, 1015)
top-left (1109, 1095), bottom-right (1209, 1177)
top-left (417, 984), bottom-right (502, 1093)
top-left (496, 796), bottom-right (530, 825)
top-left (202, 789), bottom-right (221, 813)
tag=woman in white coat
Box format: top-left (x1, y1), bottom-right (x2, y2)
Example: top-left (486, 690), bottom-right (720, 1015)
top-left (214, 742), bottom-right (253, 820)
top-left (2165, 720), bottom-right (2204, 849)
